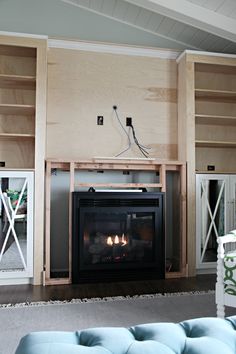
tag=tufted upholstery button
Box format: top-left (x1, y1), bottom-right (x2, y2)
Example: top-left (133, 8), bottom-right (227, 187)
top-left (15, 316), bottom-right (236, 354)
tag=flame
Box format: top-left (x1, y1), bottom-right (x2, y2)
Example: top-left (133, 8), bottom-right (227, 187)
top-left (121, 233), bottom-right (127, 246)
top-left (121, 233), bottom-right (125, 243)
top-left (114, 235), bottom-right (119, 244)
top-left (107, 236), bottom-right (113, 246)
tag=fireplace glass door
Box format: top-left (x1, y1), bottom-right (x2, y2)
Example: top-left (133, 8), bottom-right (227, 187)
top-left (72, 192), bottom-right (164, 283)
top-left (81, 209), bottom-right (155, 267)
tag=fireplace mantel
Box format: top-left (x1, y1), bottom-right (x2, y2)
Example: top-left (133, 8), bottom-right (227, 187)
top-left (45, 158), bottom-right (187, 285)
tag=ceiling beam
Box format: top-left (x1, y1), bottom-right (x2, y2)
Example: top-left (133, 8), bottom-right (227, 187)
top-left (126, 0), bottom-right (236, 43)
top-left (60, 0), bottom-right (202, 50)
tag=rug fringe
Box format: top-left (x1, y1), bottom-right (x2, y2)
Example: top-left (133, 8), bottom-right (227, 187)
top-left (0, 290), bottom-right (215, 309)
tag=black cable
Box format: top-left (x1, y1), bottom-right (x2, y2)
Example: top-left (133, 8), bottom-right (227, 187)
top-left (113, 106), bottom-right (150, 158)
top-left (113, 106), bottom-right (132, 157)
top-left (113, 106), bottom-right (131, 144)
top-left (130, 124), bottom-right (149, 158)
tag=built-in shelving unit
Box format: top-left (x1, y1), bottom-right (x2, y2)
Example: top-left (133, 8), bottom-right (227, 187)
top-left (0, 42), bottom-right (36, 168)
top-left (0, 34), bottom-right (47, 286)
top-left (195, 114), bottom-right (236, 126)
top-left (177, 51), bottom-right (236, 276)
top-left (195, 88), bottom-right (236, 102)
top-left (0, 133), bottom-right (35, 139)
top-left (194, 62), bottom-right (236, 172)
top-left (195, 140), bottom-right (236, 148)
top-left (0, 74), bottom-right (36, 89)
top-left (0, 103), bottom-right (35, 115)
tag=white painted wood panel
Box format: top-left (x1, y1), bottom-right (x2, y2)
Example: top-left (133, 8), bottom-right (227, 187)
top-left (187, 0), bottom-right (236, 19)
top-left (216, 0), bottom-right (236, 17)
top-left (134, 8), bottom-right (152, 27)
top-left (101, 0), bottom-right (117, 16)
top-left (146, 12), bottom-right (165, 32)
top-left (89, 0), bottom-right (104, 12)
top-left (76, 0), bottom-right (90, 7)
top-left (61, 0), bottom-right (236, 53)
top-left (112, 1), bottom-right (129, 18)
top-left (156, 17), bottom-right (176, 36)
top-left (123, 3), bottom-right (140, 23)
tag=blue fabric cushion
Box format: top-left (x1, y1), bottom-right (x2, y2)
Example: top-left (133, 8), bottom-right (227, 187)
top-left (15, 316), bottom-right (236, 354)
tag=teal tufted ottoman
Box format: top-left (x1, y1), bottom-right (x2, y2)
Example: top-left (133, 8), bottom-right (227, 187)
top-left (15, 316), bottom-right (236, 354)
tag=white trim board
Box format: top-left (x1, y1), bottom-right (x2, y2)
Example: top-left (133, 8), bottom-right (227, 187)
top-left (0, 278), bottom-right (31, 286)
top-left (0, 30), bottom-right (48, 40)
top-left (48, 38), bottom-right (180, 59)
top-left (176, 49), bottom-right (236, 63)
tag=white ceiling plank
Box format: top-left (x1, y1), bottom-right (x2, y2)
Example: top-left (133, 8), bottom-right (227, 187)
top-left (134, 8), bottom-right (152, 27)
top-left (101, 0), bottom-right (117, 16)
top-left (201, 0), bottom-right (225, 12)
top-left (221, 41), bottom-right (236, 54)
top-left (216, 0), bottom-right (235, 16)
top-left (187, 0), bottom-right (207, 5)
top-left (198, 33), bottom-right (224, 51)
top-left (125, 0), bottom-right (236, 42)
top-left (228, 11), bottom-right (236, 20)
top-left (145, 12), bottom-right (165, 32)
top-left (123, 3), bottom-right (141, 23)
top-left (89, 0), bottom-right (104, 12)
top-left (59, 0), bottom-right (233, 52)
top-left (190, 29), bottom-right (212, 48)
top-left (177, 26), bottom-right (199, 44)
top-left (187, 0), bottom-right (236, 19)
top-left (167, 22), bottom-right (187, 39)
top-left (156, 17), bottom-right (176, 35)
top-left (112, 1), bottom-right (129, 18)
top-left (206, 37), bottom-right (229, 52)
top-left (75, 0), bottom-right (90, 7)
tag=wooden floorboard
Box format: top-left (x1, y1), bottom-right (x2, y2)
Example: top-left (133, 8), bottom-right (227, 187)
top-left (0, 275), bottom-right (215, 305)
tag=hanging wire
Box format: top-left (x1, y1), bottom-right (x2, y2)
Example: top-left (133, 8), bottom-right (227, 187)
top-left (113, 106), bottom-right (150, 158)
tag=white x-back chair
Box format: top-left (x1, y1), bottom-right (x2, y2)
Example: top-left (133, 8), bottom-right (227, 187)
top-left (216, 230), bottom-right (236, 318)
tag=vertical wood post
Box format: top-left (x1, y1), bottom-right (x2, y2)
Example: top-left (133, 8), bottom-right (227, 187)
top-left (45, 161), bottom-right (51, 283)
top-left (68, 162), bottom-right (75, 283)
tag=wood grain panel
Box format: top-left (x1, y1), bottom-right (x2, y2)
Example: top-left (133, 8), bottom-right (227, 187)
top-left (177, 56), bottom-right (196, 276)
top-left (0, 138), bottom-right (34, 168)
top-left (196, 147), bottom-right (236, 172)
top-left (46, 48), bottom-right (178, 161)
top-left (145, 87), bottom-right (177, 102)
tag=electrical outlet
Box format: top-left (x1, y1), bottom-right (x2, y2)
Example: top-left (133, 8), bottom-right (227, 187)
top-left (207, 165), bottom-right (215, 171)
top-left (126, 117), bottom-right (132, 126)
top-left (97, 116), bottom-right (104, 125)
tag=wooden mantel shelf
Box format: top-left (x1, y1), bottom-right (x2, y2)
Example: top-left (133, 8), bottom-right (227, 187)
top-left (46, 158), bottom-right (185, 171)
top-left (45, 158), bottom-right (187, 286)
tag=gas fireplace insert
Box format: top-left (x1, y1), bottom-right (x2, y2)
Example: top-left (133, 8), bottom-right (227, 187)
top-left (72, 191), bottom-right (165, 283)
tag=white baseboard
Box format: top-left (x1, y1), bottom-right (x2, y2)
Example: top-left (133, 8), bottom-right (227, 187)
top-left (0, 278), bottom-right (31, 286)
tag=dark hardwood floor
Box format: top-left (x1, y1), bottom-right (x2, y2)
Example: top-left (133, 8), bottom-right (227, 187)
top-left (0, 274), bottom-right (215, 305)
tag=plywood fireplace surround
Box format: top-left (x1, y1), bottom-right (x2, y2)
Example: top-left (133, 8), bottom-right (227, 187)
top-left (45, 158), bottom-right (187, 286)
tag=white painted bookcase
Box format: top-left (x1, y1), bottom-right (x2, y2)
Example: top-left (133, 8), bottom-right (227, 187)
top-left (0, 170), bottom-right (34, 284)
top-left (196, 173), bottom-right (236, 272)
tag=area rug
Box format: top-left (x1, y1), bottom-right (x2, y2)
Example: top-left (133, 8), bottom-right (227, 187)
top-left (0, 291), bottom-right (234, 354)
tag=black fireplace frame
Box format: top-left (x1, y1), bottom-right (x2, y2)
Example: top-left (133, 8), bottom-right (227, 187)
top-left (72, 192), bottom-right (165, 283)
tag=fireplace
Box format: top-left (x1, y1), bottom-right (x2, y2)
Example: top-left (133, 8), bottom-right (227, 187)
top-left (72, 192), bottom-right (165, 283)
